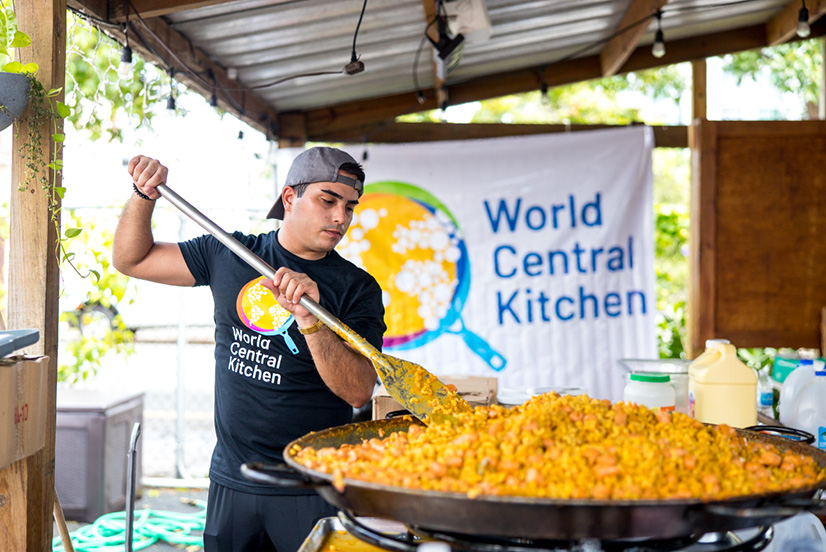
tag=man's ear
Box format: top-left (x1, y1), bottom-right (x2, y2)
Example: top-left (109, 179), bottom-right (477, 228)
top-left (282, 186), bottom-right (296, 214)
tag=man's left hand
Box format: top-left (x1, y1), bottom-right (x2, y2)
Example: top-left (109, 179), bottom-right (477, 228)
top-left (261, 267), bottom-right (319, 327)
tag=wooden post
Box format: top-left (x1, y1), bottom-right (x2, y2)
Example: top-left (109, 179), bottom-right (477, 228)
top-left (821, 36), bottom-right (825, 120)
top-left (1, 1), bottom-right (66, 551)
top-left (691, 59), bottom-right (707, 121)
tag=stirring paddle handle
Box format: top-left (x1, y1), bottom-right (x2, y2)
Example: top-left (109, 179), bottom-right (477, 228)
top-left (156, 184), bottom-right (380, 358)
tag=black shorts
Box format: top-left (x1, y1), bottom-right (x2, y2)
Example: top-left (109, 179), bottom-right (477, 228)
top-left (203, 481), bottom-right (338, 552)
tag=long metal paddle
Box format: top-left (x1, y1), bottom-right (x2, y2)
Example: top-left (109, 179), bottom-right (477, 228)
top-left (156, 184), bottom-right (471, 424)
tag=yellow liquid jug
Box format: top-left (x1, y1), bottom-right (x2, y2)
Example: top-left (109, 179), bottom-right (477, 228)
top-left (688, 340), bottom-right (757, 428)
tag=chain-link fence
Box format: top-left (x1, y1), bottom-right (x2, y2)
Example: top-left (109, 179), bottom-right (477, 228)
top-left (133, 327), bottom-right (216, 479)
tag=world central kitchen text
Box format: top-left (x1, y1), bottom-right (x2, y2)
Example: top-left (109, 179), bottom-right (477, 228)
top-left (483, 193), bottom-right (647, 325)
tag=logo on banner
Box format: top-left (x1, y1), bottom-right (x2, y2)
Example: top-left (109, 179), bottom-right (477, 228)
top-left (339, 181), bottom-right (506, 371)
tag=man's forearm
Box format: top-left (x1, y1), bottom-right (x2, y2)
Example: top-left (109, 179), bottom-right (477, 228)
top-left (113, 195), bottom-right (157, 275)
top-left (305, 328), bottom-right (377, 407)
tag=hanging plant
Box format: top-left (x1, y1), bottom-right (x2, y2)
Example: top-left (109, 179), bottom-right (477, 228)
top-left (0, 1), bottom-right (83, 273)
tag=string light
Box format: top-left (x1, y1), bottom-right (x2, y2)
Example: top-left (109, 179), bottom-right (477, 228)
top-left (540, 80), bottom-right (549, 105)
top-left (652, 11), bottom-right (666, 58)
top-left (167, 70), bottom-right (177, 111)
top-left (118, 0), bottom-right (132, 77)
top-left (209, 70), bottom-right (218, 107)
top-left (797, 0), bottom-right (811, 38)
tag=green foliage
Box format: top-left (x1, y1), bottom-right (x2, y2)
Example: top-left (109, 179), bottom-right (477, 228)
top-left (58, 211), bottom-right (135, 384)
top-left (65, 14), bottom-right (168, 141)
top-left (399, 65), bottom-right (688, 125)
top-left (722, 40), bottom-right (822, 118)
top-left (0, 0), bottom-right (37, 73)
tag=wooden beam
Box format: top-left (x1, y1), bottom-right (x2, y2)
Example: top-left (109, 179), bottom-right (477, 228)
top-left (766, 0), bottom-right (826, 46)
top-left (822, 35), bottom-right (826, 119)
top-left (109, 0), bottom-right (255, 23)
top-left (692, 59), bottom-right (706, 121)
top-left (312, 122), bottom-right (688, 148)
top-left (600, 0), bottom-right (669, 77)
top-left (1, 2), bottom-right (66, 551)
top-left (305, 24), bottom-right (789, 138)
top-left (277, 112), bottom-right (307, 148)
top-left (67, 0), bottom-right (107, 20)
top-left (688, 118), bottom-right (718, 358)
top-left (71, 5), bottom-right (279, 137)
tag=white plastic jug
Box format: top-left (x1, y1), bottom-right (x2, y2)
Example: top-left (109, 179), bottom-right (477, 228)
top-left (784, 370), bottom-right (826, 451)
top-left (779, 359), bottom-right (816, 426)
top-left (688, 340), bottom-right (757, 427)
top-left (761, 511), bottom-right (826, 552)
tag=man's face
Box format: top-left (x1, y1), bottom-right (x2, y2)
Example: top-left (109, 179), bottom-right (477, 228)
top-left (282, 175), bottom-right (360, 254)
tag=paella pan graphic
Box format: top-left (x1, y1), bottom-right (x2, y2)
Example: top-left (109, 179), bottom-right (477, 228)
top-left (338, 181), bottom-right (506, 371)
top-left (236, 276), bottom-right (299, 354)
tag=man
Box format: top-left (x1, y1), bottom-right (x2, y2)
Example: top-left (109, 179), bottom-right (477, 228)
top-left (113, 147), bottom-right (386, 552)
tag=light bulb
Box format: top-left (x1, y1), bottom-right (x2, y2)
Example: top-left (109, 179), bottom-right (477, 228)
top-left (118, 45), bottom-right (133, 78)
top-left (652, 29), bottom-right (666, 58)
top-left (797, 5), bottom-right (811, 38)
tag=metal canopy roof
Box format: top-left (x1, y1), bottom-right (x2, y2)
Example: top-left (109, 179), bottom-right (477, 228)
top-left (68, 0), bottom-right (825, 142)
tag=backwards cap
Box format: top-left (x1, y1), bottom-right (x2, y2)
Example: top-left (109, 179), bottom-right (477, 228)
top-left (266, 147), bottom-right (363, 220)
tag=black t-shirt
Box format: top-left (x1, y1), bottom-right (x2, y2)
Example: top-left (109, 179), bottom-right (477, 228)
top-left (179, 230), bottom-right (385, 494)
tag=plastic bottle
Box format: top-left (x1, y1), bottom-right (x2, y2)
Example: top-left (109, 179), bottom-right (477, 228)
top-left (623, 373), bottom-right (676, 411)
top-left (764, 511), bottom-right (826, 552)
top-left (779, 359), bottom-right (816, 426)
top-left (785, 369), bottom-right (826, 451)
top-left (688, 339), bottom-right (757, 428)
top-left (755, 368), bottom-right (773, 417)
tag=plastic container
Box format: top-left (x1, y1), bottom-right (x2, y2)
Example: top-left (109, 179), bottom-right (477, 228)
top-left (761, 511), bottom-right (826, 552)
top-left (617, 359), bottom-right (690, 414)
top-left (779, 359), bottom-right (817, 426)
top-left (784, 370), bottom-right (826, 451)
top-left (688, 339), bottom-right (757, 428)
top-left (623, 373), bottom-right (676, 411)
top-left (497, 386), bottom-right (585, 407)
top-left (756, 368), bottom-right (773, 417)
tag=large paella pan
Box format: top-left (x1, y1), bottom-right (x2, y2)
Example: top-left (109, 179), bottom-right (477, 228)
top-left (243, 401), bottom-right (826, 541)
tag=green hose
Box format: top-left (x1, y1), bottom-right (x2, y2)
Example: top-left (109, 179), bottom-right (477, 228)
top-left (52, 499), bottom-right (207, 552)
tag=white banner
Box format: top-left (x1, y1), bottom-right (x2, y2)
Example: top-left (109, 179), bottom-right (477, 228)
top-left (279, 127), bottom-right (657, 401)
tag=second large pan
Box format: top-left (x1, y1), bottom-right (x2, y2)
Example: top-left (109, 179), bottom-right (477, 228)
top-left (242, 417), bottom-right (826, 541)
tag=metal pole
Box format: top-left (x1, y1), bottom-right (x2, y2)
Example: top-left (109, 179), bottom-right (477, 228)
top-left (125, 422), bottom-right (141, 552)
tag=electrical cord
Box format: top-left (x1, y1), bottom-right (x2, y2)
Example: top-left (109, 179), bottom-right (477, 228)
top-left (51, 499), bottom-right (207, 552)
top-left (351, 0), bottom-right (368, 64)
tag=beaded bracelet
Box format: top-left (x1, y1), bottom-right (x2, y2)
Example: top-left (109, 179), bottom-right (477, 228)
top-left (132, 182), bottom-right (154, 201)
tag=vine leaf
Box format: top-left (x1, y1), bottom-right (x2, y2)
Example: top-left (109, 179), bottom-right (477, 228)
top-left (56, 101), bottom-right (70, 118)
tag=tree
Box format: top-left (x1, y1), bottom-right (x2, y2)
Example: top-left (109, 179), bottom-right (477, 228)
top-left (723, 39), bottom-right (822, 119)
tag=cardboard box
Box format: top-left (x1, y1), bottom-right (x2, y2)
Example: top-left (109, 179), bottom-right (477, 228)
top-left (372, 375), bottom-right (498, 420)
top-left (0, 356), bottom-right (48, 470)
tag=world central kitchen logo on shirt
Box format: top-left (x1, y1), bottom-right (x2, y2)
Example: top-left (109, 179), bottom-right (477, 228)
top-left (236, 276), bottom-right (300, 353)
top-left (228, 277), bottom-right (300, 385)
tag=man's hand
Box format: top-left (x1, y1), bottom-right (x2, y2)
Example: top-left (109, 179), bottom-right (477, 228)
top-left (128, 155), bottom-right (168, 200)
top-left (261, 267), bottom-right (320, 328)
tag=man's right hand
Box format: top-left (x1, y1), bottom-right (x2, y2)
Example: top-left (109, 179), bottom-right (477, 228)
top-left (128, 155), bottom-right (168, 200)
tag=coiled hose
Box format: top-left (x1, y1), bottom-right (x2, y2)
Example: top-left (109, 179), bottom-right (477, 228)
top-left (52, 498), bottom-right (207, 551)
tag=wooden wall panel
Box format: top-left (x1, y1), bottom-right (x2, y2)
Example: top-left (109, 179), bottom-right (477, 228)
top-left (689, 120), bottom-right (826, 355)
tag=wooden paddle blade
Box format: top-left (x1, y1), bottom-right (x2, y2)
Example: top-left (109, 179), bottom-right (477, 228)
top-left (372, 353), bottom-right (472, 424)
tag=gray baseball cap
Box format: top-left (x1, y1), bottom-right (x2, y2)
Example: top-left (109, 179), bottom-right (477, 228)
top-left (267, 147), bottom-right (364, 219)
